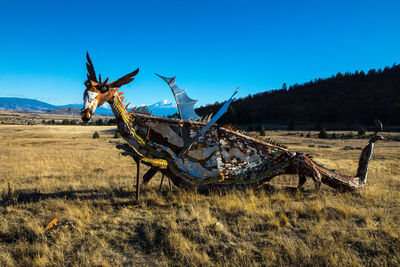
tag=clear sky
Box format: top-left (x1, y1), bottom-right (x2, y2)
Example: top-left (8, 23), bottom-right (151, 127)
top-left (0, 0), bottom-right (399, 107)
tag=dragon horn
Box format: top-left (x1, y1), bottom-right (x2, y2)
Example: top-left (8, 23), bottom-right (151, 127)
top-left (373, 119), bottom-right (383, 136)
top-left (86, 52), bottom-right (98, 82)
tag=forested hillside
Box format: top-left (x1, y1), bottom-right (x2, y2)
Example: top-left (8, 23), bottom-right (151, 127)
top-left (196, 64), bottom-right (400, 128)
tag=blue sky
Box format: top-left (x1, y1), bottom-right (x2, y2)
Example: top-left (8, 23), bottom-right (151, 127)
top-left (0, 0), bottom-right (399, 107)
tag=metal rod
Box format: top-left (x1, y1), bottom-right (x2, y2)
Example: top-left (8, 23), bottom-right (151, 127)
top-left (136, 160), bottom-right (141, 203)
top-left (159, 174), bottom-right (164, 191)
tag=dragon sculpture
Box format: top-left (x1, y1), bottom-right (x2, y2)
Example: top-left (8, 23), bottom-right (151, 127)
top-left (81, 53), bottom-right (384, 202)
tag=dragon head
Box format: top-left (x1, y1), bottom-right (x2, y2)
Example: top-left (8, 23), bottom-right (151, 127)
top-left (81, 52), bottom-right (139, 122)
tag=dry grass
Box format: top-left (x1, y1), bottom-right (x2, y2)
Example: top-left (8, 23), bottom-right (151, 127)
top-left (0, 125), bottom-right (399, 266)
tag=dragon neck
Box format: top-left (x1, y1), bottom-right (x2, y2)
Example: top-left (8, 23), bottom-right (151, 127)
top-left (108, 93), bottom-right (134, 137)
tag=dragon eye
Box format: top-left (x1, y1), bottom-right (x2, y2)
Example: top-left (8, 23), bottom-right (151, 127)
top-left (101, 85), bottom-right (108, 92)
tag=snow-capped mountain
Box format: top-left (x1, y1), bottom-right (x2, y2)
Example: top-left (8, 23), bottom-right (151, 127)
top-left (144, 100), bottom-right (178, 116)
top-left (0, 97), bottom-right (179, 117)
top-left (60, 100), bottom-right (178, 116)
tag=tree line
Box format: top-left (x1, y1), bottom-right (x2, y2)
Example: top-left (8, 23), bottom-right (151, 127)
top-left (196, 64), bottom-right (400, 128)
top-left (41, 118), bottom-right (116, 126)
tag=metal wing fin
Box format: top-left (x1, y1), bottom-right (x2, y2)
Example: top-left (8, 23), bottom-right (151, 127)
top-left (155, 73), bottom-right (200, 120)
top-left (109, 68), bottom-right (139, 88)
top-left (178, 87), bottom-right (239, 157)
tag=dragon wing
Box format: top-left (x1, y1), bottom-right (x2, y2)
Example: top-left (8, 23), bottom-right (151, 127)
top-left (155, 73), bottom-right (200, 120)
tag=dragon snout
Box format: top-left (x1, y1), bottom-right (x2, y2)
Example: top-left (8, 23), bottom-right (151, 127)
top-left (81, 109), bottom-right (92, 123)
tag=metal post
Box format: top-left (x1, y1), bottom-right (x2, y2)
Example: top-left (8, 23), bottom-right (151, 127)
top-left (136, 160), bottom-right (141, 203)
top-left (159, 174), bottom-right (164, 191)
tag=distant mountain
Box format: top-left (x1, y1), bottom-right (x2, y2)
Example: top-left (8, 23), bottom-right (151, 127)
top-left (48, 107), bottom-right (81, 115)
top-left (58, 103), bottom-right (113, 115)
top-left (0, 97), bottom-right (179, 117)
top-left (144, 100), bottom-right (178, 116)
top-left (0, 97), bottom-right (56, 111)
top-left (61, 100), bottom-right (179, 116)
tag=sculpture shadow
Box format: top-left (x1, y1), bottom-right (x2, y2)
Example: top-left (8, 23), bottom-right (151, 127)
top-left (1, 183), bottom-right (313, 208)
top-left (0, 188), bottom-right (134, 207)
top-left (197, 183), bottom-right (313, 196)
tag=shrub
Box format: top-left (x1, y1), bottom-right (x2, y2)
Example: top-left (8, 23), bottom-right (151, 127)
top-left (318, 128), bottom-right (329, 139)
top-left (93, 131), bottom-right (100, 139)
top-left (358, 127), bottom-right (366, 136)
top-left (331, 132), bottom-right (337, 139)
top-left (300, 133), bottom-right (304, 137)
top-left (107, 119), bottom-right (117, 125)
top-left (306, 133), bottom-right (311, 138)
top-left (347, 131), bottom-right (356, 139)
top-left (114, 131), bottom-right (122, 138)
top-left (259, 126), bottom-right (266, 136)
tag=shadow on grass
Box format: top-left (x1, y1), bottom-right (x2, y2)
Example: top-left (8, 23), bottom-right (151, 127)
top-left (197, 183), bottom-right (314, 196)
top-left (0, 188), bottom-right (133, 207)
top-left (0, 183), bottom-right (313, 208)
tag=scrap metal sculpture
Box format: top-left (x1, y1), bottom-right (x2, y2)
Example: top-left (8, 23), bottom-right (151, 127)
top-left (81, 53), bottom-right (383, 202)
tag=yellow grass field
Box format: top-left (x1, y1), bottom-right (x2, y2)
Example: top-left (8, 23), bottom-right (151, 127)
top-left (0, 125), bottom-right (399, 266)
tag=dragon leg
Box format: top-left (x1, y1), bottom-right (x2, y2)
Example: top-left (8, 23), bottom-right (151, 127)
top-left (298, 174), bottom-right (307, 190)
top-left (307, 166), bottom-right (322, 193)
top-left (295, 153), bottom-right (322, 193)
top-left (313, 173), bottom-right (322, 193)
top-left (143, 167), bottom-right (159, 185)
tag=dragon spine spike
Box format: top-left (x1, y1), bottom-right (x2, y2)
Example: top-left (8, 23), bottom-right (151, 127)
top-left (118, 92), bottom-right (124, 96)
top-left (207, 113), bottom-right (213, 122)
top-left (129, 105), bottom-right (152, 115)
